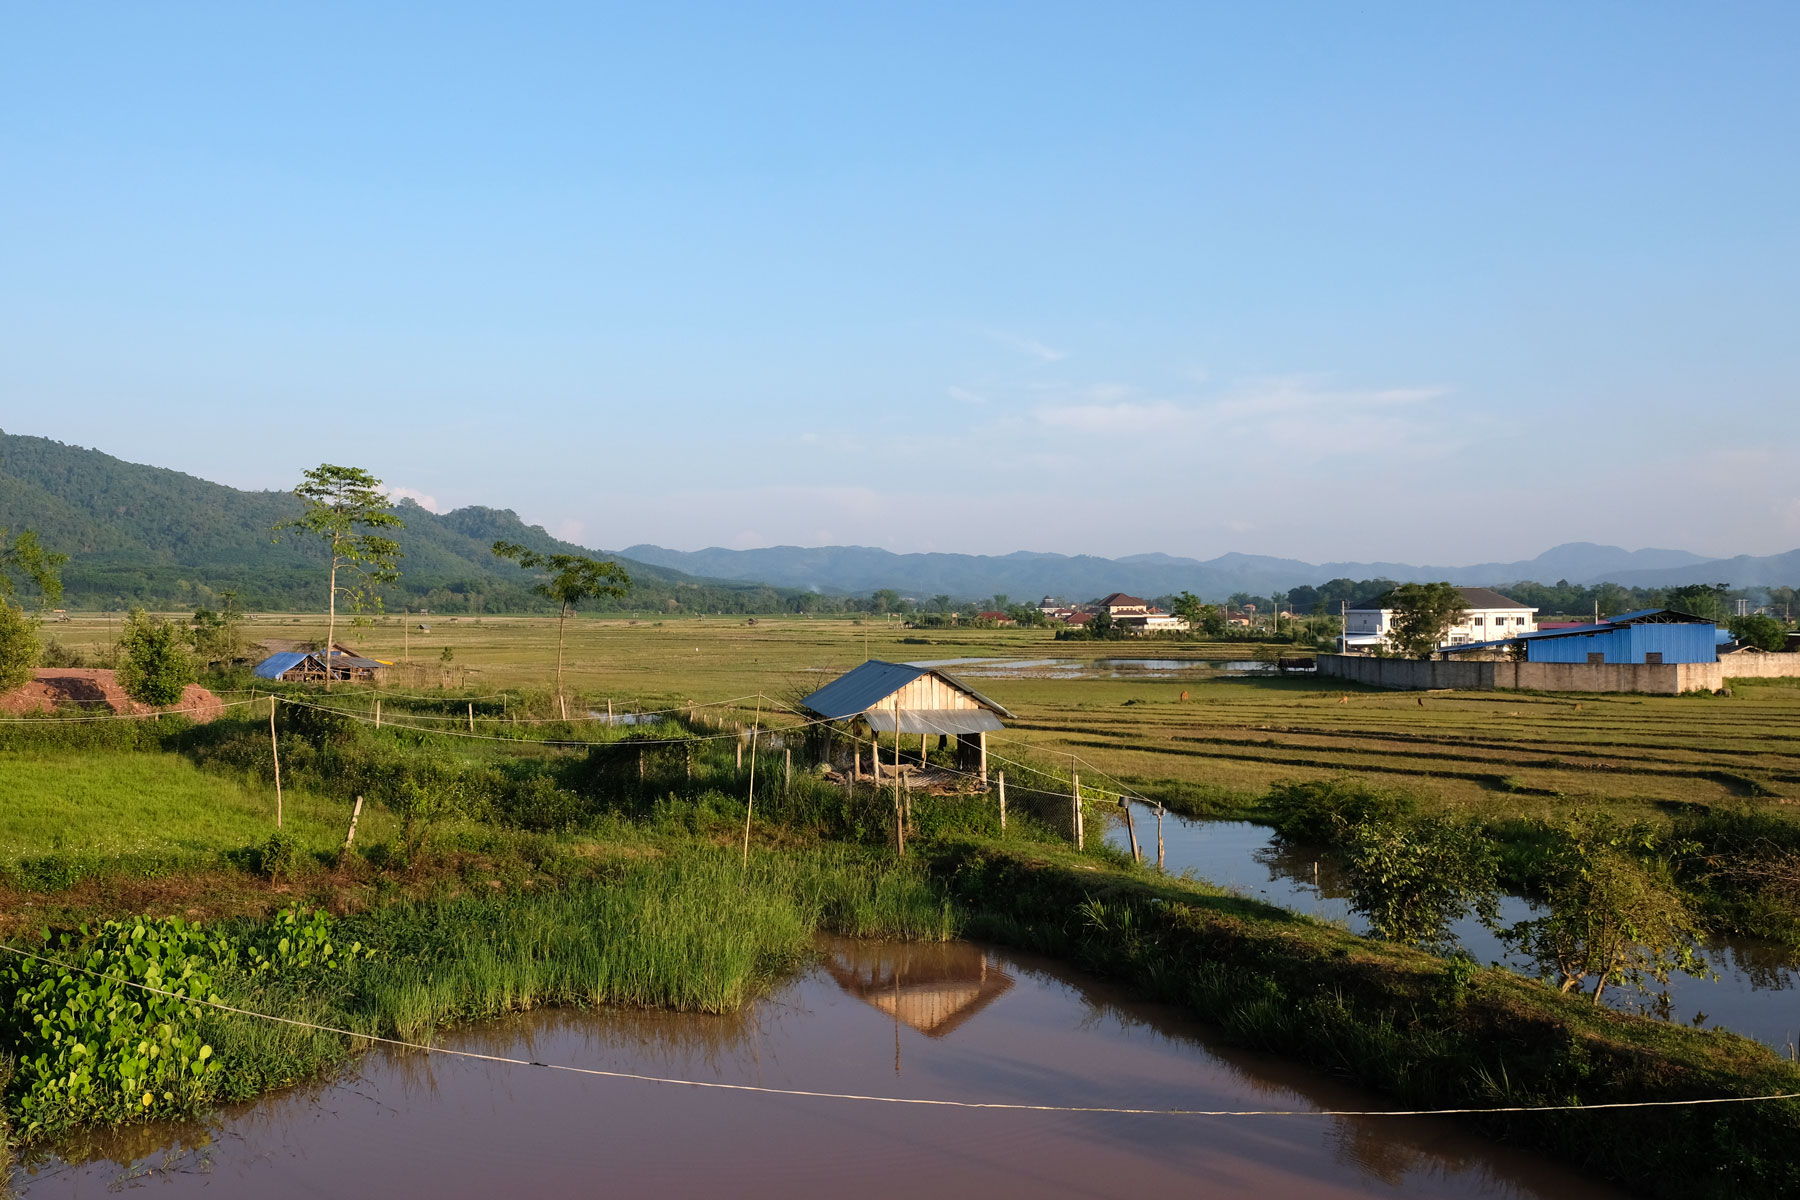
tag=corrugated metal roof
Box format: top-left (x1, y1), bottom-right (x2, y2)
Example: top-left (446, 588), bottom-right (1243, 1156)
top-left (867, 709), bottom-right (1007, 735)
top-left (253, 652), bottom-right (312, 679)
top-left (797, 659), bottom-right (1013, 723)
top-left (1606, 608), bottom-right (1712, 625)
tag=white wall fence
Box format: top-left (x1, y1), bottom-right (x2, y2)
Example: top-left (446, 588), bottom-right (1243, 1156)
top-left (1317, 652), bottom-right (1800, 696)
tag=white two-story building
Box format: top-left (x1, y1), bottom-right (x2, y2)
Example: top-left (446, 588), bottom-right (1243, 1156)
top-left (1341, 586), bottom-right (1537, 652)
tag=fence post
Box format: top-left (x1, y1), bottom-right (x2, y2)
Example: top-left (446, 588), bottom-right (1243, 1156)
top-left (342, 795), bottom-right (364, 853)
top-left (784, 748), bottom-right (792, 793)
top-left (1157, 804), bottom-right (1165, 870)
top-left (374, 698), bottom-right (381, 728)
top-left (1072, 770), bottom-right (1083, 850)
top-left (997, 770), bottom-right (1007, 832)
top-left (269, 695), bottom-right (283, 830)
top-left (1122, 799), bottom-right (1140, 863)
top-left (467, 702), bottom-right (474, 733)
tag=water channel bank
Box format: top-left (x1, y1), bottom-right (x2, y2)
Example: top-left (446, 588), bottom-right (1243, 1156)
top-left (1104, 815), bottom-right (1800, 1052)
top-left (16, 940), bottom-right (1616, 1200)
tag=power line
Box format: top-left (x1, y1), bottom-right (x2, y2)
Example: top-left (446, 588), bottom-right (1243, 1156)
top-left (0, 942), bottom-right (1790, 1120)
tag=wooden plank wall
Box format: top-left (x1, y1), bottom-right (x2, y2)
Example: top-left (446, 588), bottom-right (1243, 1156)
top-left (888, 674), bottom-right (983, 713)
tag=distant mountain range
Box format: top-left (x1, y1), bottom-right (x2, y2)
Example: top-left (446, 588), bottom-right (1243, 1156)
top-left (619, 541), bottom-right (1799, 602)
top-left (3, 429), bottom-right (1794, 610)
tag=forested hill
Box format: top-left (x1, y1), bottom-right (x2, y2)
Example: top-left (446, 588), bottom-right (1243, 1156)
top-left (0, 431), bottom-right (794, 613)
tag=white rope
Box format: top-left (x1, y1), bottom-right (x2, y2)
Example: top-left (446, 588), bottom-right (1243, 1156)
top-left (0, 696), bottom-right (264, 724)
top-left (0, 942), bottom-right (1790, 1119)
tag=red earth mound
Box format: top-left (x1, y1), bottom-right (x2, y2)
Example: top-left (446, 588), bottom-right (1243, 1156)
top-left (0, 668), bottom-right (225, 721)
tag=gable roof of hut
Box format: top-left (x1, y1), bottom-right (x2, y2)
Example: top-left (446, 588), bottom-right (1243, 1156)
top-left (797, 659), bottom-right (1013, 735)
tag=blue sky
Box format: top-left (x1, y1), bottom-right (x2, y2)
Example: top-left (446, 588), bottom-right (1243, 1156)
top-left (4, 2), bottom-right (1796, 563)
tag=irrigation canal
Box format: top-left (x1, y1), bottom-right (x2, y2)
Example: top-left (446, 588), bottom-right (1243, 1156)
top-left (1107, 815), bottom-right (1800, 1051)
top-left (17, 939), bottom-right (1612, 1198)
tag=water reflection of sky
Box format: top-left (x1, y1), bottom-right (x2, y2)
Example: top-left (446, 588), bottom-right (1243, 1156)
top-left (22, 938), bottom-right (1619, 1200)
top-left (1108, 816), bottom-right (1800, 1051)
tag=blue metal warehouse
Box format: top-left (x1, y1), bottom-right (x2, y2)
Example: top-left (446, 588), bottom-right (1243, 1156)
top-left (1443, 609), bottom-right (1718, 665)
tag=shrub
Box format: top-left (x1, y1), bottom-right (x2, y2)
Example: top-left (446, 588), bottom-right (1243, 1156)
top-left (115, 609), bottom-right (194, 706)
top-left (1342, 815), bottom-right (1499, 951)
top-left (0, 602), bottom-right (37, 691)
top-left (257, 830), bottom-right (301, 880)
top-left (1262, 777), bottom-right (1417, 843)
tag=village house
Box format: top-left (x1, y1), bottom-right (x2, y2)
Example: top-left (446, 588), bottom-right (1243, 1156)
top-left (1441, 608), bottom-right (1720, 665)
top-left (1094, 592), bottom-right (1151, 617)
top-left (1341, 587), bottom-right (1538, 652)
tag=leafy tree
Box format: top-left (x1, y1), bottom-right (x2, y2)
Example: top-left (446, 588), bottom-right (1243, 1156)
top-left (1729, 613), bottom-right (1789, 652)
top-left (189, 591), bottom-right (247, 664)
top-left (870, 588), bottom-right (900, 615)
top-left (115, 608), bottom-right (195, 706)
top-left (1089, 609), bottom-right (1117, 640)
top-left (931, 594), bottom-right (953, 614)
top-left (1664, 582), bottom-right (1730, 622)
top-left (0, 601), bottom-right (38, 691)
top-left (1384, 581), bottom-right (1466, 658)
top-left (1343, 816), bottom-right (1499, 951)
top-left (0, 528), bottom-right (68, 608)
top-left (492, 541), bottom-right (630, 710)
top-left (1171, 591), bottom-right (1206, 633)
top-left (272, 466), bottom-right (404, 689)
top-left (1501, 815), bottom-right (1710, 1006)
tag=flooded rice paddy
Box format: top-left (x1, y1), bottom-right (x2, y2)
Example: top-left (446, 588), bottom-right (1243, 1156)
top-left (1107, 816), bottom-right (1800, 1051)
top-left (18, 940), bottom-right (1612, 1198)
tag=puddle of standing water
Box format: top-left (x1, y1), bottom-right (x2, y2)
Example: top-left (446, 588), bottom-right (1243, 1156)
top-left (19, 939), bottom-right (1616, 1199)
top-left (1108, 816), bottom-right (1800, 1051)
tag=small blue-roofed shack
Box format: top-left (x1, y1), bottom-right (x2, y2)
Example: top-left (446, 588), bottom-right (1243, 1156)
top-left (253, 644), bottom-right (390, 683)
top-left (1443, 609), bottom-right (1718, 665)
top-left (798, 660), bottom-right (1012, 787)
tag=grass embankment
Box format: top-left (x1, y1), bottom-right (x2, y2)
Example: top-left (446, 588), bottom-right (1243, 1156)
top-left (933, 838), bottom-right (1800, 1200)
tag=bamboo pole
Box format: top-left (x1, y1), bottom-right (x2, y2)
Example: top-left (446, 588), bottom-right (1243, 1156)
top-left (784, 748), bottom-right (792, 793)
top-left (467, 702), bottom-right (474, 733)
top-left (1122, 800), bottom-right (1140, 863)
top-left (741, 696), bottom-right (763, 868)
top-left (997, 770), bottom-right (1007, 832)
top-left (269, 696), bottom-right (283, 829)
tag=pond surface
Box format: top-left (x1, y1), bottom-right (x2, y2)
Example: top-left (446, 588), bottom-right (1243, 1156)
top-left (17, 940), bottom-right (1613, 1199)
top-left (1106, 816), bottom-right (1800, 1051)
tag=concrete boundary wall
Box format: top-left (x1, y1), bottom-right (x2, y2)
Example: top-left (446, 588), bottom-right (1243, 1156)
top-left (1316, 654), bottom-right (1724, 695)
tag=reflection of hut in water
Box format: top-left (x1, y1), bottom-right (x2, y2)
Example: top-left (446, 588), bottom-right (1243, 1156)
top-left (825, 941), bottom-right (1013, 1039)
top-left (798, 660), bottom-right (1012, 788)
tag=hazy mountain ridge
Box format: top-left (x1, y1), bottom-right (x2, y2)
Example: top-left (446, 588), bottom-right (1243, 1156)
top-left (0, 431), bottom-right (795, 612)
top-left (3, 430), bottom-right (1791, 608)
top-left (618, 541), bottom-right (1792, 601)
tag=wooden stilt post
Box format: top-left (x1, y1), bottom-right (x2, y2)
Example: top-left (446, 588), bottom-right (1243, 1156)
top-left (1122, 800), bottom-right (1140, 863)
top-left (997, 770), bottom-right (1007, 832)
top-left (1072, 768), bottom-right (1083, 850)
top-left (741, 696), bottom-right (763, 868)
top-left (977, 730), bottom-right (988, 790)
top-left (892, 697), bottom-right (905, 856)
top-left (269, 695), bottom-right (283, 830)
top-left (342, 795), bottom-right (364, 853)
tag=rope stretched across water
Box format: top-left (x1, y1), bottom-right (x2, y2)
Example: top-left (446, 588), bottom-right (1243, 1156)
top-left (0, 942), bottom-right (1792, 1119)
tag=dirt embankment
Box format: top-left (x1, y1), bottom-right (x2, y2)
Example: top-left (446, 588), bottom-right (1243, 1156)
top-left (0, 668), bottom-right (224, 721)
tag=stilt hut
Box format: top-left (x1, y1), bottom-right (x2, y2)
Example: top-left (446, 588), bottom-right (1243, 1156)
top-left (253, 644), bottom-right (389, 684)
top-left (797, 659), bottom-right (1011, 786)
top-left (824, 941), bottom-right (1014, 1040)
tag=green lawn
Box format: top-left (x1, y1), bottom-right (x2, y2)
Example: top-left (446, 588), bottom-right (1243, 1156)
top-left (0, 751), bottom-right (396, 861)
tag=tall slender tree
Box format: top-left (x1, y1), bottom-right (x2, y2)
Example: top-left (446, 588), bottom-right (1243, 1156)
top-left (273, 466), bottom-right (404, 689)
top-left (0, 528), bottom-right (68, 608)
top-left (492, 541), bottom-right (630, 714)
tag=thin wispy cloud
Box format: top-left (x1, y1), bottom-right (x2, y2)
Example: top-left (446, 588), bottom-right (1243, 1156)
top-left (985, 330), bottom-right (1068, 362)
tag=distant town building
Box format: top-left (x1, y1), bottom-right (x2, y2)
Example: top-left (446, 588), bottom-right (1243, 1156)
top-left (1094, 593), bottom-right (1151, 617)
top-left (1342, 587), bottom-right (1538, 652)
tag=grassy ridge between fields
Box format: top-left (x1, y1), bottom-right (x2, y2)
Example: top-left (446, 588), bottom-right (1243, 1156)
top-left (931, 839), bottom-right (1800, 1200)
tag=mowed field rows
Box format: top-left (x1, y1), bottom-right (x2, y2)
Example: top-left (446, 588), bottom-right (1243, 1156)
top-left (42, 612), bottom-right (1800, 822)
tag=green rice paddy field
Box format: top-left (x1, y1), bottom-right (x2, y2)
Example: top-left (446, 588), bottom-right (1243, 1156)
top-left (46, 612), bottom-right (1800, 827)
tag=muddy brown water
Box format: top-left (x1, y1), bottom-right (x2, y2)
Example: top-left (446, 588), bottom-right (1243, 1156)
top-left (17, 940), bottom-right (1614, 1198)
